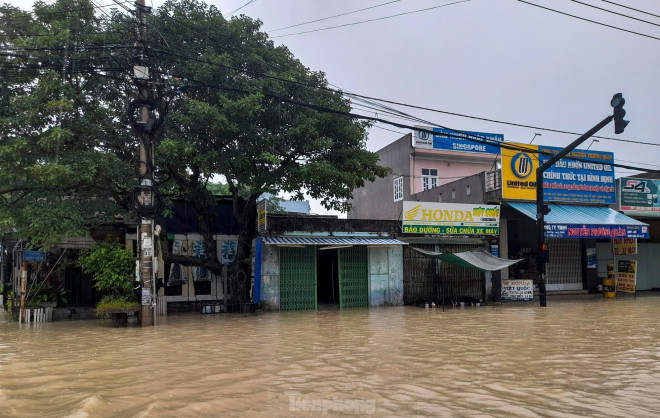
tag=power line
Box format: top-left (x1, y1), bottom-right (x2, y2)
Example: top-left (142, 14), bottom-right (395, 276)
top-left (341, 91), bottom-right (660, 148)
top-left (229, 0), bottom-right (257, 17)
top-left (598, 0), bottom-right (660, 20)
top-left (151, 47), bottom-right (660, 148)
top-left (150, 69), bottom-right (660, 174)
top-left (516, 0), bottom-right (660, 41)
top-left (1, 0), bottom-right (134, 19)
top-left (268, 0), bottom-right (402, 32)
top-left (568, 0), bottom-right (660, 28)
top-left (272, 0), bottom-right (471, 38)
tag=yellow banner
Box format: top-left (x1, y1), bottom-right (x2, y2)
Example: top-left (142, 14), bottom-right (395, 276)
top-left (617, 259), bottom-right (637, 293)
top-left (613, 238), bottom-right (637, 255)
top-left (501, 143), bottom-right (539, 200)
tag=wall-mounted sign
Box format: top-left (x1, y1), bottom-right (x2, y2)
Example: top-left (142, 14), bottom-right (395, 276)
top-left (501, 143), bottom-right (539, 200)
top-left (617, 259), bottom-right (637, 293)
top-left (402, 201), bottom-right (500, 236)
top-left (537, 145), bottom-right (615, 204)
top-left (141, 288), bottom-right (152, 306)
top-left (613, 238), bottom-right (637, 255)
top-left (501, 144), bottom-right (615, 204)
top-left (620, 177), bottom-right (660, 214)
top-left (413, 127), bottom-right (503, 155)
top-left (501, 279), bottom-right (533, 301)
top-left (23, 251), bottom-right (46, 262)
top-left (544, 224), bottom-right (648, 239)
top-left (257, 199), bottom-right (267, 234)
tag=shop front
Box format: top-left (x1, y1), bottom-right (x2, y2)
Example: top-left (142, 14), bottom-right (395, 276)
top-left (255, 236), bottom-right (406, 311)
top-left (505, 202), bottom-right (649, 291)
top-left (400, 201), bottom-right (501, 304)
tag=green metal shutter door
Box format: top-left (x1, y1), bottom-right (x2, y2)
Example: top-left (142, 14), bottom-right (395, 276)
top-left (280, 246), bottom-right (317, 310)
top-left (339, 246), bottom-right (369, 308)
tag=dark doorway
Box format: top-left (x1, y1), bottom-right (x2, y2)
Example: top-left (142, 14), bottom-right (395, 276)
top-left (316, 248), bottom-right (339, 307)
top-left (64, 266), bottom-right (99, 307)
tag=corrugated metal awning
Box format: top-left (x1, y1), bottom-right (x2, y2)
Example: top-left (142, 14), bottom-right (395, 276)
top-left (507, 202), bottom-right (649, 239)
top-left (262, 236), bottom-right (408, 246)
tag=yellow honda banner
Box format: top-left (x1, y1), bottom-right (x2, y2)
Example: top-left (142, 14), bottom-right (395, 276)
top-left (501, 143), bottom-right (539, 200)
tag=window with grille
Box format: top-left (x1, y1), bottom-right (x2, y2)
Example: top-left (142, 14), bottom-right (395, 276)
top-left (393, 176), bottom-right (403, 201)
top-left (422, 168), bottom-right (438, 191)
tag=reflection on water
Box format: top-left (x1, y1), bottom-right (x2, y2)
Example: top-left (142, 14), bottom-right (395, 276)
top-left (1, 296), bottom-right (660, 417)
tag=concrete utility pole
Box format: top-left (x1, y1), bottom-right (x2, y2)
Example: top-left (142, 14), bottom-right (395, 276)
top-left (131, 0), bottom-right (161, 326)
top-left (536, 93), bottom-right (628, 307)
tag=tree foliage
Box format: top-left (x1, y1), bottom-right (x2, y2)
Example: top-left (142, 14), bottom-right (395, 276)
top-left (77, 242), bottom-right (136, 299)
top-left (0, 0), bottom-right (135, 248)
top-left (1, 0), bottom-right (390, 300)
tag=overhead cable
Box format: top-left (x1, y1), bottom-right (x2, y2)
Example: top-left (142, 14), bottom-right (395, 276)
top-left (268, 0), bottom-right (402, 32)
top-left (568, 0), bottom-right (660, 28)
top-left (272, 0), bottom-right (471, 38)
top-left (516, 0), bottom-right (660, 41)
top-left (598, 0), bottom-right (660, 19)
top-left (151, 48), bottom-right (660, 148)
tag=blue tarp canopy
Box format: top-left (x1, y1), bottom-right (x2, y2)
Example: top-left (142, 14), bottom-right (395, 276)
top-left (507, 202), bottom-right (649, 239)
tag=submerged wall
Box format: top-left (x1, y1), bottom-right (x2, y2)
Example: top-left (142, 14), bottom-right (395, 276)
top-left (259, 244), bottom-right (280, 311)
top-left (369, 246), bottom-right (404, 306)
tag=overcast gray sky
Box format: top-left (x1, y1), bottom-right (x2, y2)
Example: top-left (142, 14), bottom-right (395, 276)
top-left (7, 0), bottom-right (660, 215)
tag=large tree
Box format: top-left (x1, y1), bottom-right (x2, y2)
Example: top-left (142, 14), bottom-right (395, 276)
top-left (1, 0), bottom-right (389, 301)
top-left (0, 0), bottom-right (135, 248)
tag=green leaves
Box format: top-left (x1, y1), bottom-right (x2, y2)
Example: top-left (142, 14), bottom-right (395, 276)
top-left (77, 242), bottom-right (136, 300)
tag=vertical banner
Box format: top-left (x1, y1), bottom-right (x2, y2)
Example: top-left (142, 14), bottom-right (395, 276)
top-left (257, 199), bottom-right (267, 234)
top-left (501, 144), bottom-right (539, 200)
top-left (586, 248), bottom-right (597, 268)
top-left (617, 260), bottom-right (637, 293)
top-left (613, 238), bottom-right (637, 255)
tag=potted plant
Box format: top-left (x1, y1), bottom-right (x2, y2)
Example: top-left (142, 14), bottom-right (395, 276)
top-left (26, 284), bottom-right (68, 308)
top-left (77, 242), bottom-right (139, 327)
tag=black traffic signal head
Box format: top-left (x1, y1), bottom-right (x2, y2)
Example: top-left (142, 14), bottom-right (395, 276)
top-left (611, 93), bottom-right (629, 134)
top-left (542, 242), bottom-right (550, 263)
top-left (542, 204), bottom-right (551, 215)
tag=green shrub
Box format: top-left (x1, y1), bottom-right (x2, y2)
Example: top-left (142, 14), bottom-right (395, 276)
top-left (95, 295), bottom-right (140, 319)
top-left (77, 242), bottom-right (136, 300)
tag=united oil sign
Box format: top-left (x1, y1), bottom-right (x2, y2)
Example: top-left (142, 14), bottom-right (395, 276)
top-left (402, 202), bottom-right (500, 236)
top-left (502, 143), bottom-right (615, 204)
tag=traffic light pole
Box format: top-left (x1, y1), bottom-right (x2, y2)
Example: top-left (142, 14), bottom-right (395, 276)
top-left (536, 114), bottom-right (613, 307)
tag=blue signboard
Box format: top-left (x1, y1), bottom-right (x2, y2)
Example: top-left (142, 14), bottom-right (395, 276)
top-left (413, 127), bottom-right (502, 155)
top-left (544, 224), bottom-right (649, 239)
top-left (538, 146), bottom-right (616, 204)
top-left (432, 128), bottom-right (503, 154)
top-left (23, 251), bottom-right (46, 262)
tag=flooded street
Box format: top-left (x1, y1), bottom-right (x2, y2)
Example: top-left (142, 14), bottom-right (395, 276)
top-left (2, 297), bottom-right (660, 417)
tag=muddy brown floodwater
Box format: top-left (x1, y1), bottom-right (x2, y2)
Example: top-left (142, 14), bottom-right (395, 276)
top-left (1, 296), bottom-right (660, 417)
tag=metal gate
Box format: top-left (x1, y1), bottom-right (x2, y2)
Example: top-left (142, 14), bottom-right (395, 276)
top-left (546, 238), bottom-right (582, 288)
top-left (338, 246), bottom-right (369, 308)
top-left (403, 243), bottom-right (485, 305)
top-left (403, 244), bottom-right (437, 305)
top-left (280, 246), bottom-right (317, 310)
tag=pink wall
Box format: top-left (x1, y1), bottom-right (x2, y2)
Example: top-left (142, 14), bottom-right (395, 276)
top-left (409, 150), bottom-right (497, 195)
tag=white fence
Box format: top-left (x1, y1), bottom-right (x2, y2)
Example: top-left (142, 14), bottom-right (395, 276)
top-left (156, 295), bottom-right (167, 316)
top-left (24, 307), bottom-right (53, 323)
